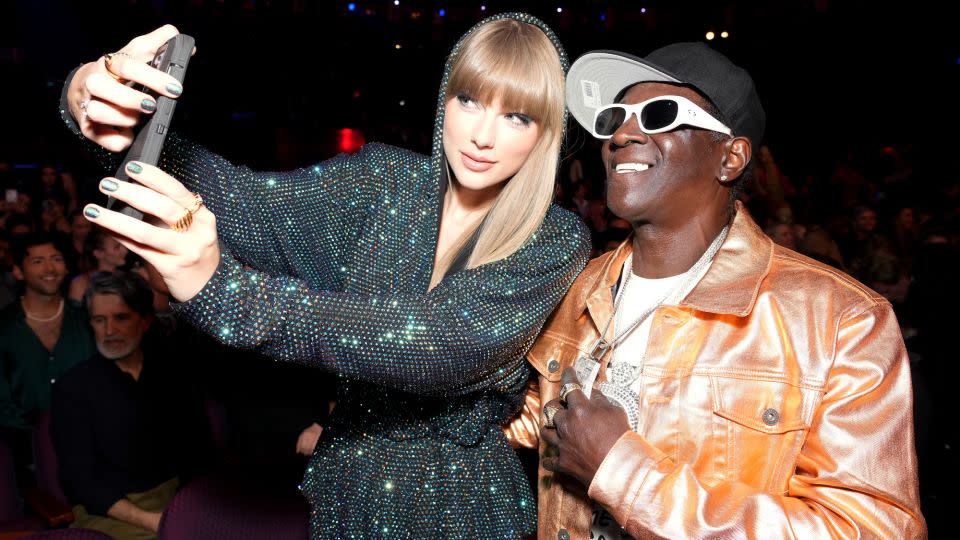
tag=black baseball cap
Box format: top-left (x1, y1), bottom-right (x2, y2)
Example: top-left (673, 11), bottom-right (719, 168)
top-left (566, 42), bottom-right (765, 145)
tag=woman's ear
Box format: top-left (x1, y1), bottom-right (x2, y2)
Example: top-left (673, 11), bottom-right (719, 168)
top-left (719, 136), bottom-right (752, 183)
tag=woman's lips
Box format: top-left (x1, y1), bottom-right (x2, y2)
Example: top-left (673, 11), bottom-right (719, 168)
top-left (461, 151), bottom-right (496, 172)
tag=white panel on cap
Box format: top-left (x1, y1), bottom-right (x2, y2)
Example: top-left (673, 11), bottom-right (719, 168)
top-left (581, 80), bottom-right (602, 109)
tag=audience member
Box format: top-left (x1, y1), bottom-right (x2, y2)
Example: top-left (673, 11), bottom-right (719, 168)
top-left (765, 221), bottom-right (797, 250)
top-left (68, 229), bottom-right (129, 305)
top-left (52, 271), bottom-right (214, 539)
top-left (0, 232), bottom-right (94, 490)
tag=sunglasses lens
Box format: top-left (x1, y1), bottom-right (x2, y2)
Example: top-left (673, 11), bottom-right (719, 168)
top-left (640, 99), bottom-right (679, 131)
top-left (595, 105), bottom-right (627, 137)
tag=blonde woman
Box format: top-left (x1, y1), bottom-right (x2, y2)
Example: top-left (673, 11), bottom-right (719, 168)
top-left (61, 13), bottom-right (589, 538)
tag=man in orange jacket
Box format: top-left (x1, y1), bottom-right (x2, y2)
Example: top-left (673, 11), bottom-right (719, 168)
top-left (506, 43), bottom-right (926, 539)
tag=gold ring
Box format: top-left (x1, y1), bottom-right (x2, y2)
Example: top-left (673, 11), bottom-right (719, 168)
top-left (558, 382), bottom-right (582, 404)
top-left (171, 193), bottom-right (204, 233)
top-left (184, 192), bottom-right (204, 214)
top-left (103, 52), bottom-right (132, 82)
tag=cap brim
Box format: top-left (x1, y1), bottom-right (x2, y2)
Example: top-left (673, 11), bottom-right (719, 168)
top-left (565, 51), bottom-right (681, 133)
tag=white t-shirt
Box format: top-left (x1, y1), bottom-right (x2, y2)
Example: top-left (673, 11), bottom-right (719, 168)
top-left (592, 254), bottom-right (711, 540)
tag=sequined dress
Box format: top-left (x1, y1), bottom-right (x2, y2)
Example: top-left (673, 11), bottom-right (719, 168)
top-left (61, 13), bottom-right (589, 539)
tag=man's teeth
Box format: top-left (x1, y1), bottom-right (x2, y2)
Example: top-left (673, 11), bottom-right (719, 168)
top-left (615, 163), bottom-right (650, 173)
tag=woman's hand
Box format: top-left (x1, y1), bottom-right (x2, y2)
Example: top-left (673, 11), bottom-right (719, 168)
top-left (296, 423), bottom-right (324, 457)
top-left (83, 162), bottom-right (220, 302)
top-left (66, 25), bottom-right (191, 152)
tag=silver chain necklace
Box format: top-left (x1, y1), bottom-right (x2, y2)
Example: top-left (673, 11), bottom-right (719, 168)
top-left (574, 226), bottom-right (729, 430)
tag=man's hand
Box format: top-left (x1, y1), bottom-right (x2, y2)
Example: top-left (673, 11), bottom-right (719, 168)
top-left (107, 498), bottom-right (163, 532)
top-left (541, 368), bottom-right (632, 487)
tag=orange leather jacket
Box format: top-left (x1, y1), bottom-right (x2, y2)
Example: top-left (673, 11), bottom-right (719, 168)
top-left (505, 206), bottom-right (926, 539)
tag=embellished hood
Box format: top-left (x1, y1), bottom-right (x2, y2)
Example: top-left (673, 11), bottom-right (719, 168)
top-left (427, 12), bottom-right (570, 184)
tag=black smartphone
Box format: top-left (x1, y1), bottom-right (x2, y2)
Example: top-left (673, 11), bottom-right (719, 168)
top-left (109, 33), bottom-right (195, 219)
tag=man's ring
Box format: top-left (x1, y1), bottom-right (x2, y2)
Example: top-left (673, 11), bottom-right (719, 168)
top-left (543, 403), bottom-right (562, 428)
top-left (558, 382), bottom-right (582, 404)
top-left (103, 51), bottom-right (133, 81)
top-left (171, 193), bottom-right (204, 233)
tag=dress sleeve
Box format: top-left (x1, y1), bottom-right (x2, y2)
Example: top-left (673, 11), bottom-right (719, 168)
top-left (173, 210), bottom-right (591, 397)
top-left (60, 68), bottom-right (377, 281)
top-left (587, 302), bottom-right (926, 539)
top-left (156, 137), bottom-right (378, 279)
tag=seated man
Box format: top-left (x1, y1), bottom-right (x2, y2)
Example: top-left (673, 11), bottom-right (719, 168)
top-left (507, 44), bottom-right (925, 538)
top-left (0, 232), bottom-right (94, 490)
top-left (52, 271), bottom-right (213, 539)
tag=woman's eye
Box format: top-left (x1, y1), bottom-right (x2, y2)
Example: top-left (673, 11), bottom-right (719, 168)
top-left (506, 113), bottom-right (533, 127)
top-left (457, 94), bottom-right (479, 108)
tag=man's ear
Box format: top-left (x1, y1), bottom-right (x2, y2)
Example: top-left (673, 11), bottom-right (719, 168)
top-left (12, 264), bottom-right (23, 281)
top-left (719, 136), bottom-right (753, 183)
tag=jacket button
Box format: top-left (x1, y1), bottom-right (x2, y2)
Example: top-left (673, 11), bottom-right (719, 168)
top-left (762, 408), bottom-right (780, 426)
top-left (557, 529), bottom-right (570, 540)
top-left (547, 359), bottom-right (560, 373)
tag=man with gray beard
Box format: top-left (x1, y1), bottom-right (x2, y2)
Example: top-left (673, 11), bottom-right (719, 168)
top-left (52, 271), bottom-right (212, 540)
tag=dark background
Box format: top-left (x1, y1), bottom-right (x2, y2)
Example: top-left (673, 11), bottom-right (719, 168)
top-left (2, 0), bottom-right (958, 183)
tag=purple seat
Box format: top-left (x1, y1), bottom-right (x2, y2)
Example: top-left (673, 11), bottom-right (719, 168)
top-left (0, 438), bottom-right (45, 534)
top-left (0, 438), bottom-right (20, 522)
top-left (14, 529), bottom-right (113, 539)
top-left (158, 470), bottom-right (309, 540)
top-left (31, 413), bottom-right (67, 507)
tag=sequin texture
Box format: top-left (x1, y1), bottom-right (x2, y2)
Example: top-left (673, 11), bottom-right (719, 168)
top-left (64, 13), bottom-right (588, 539)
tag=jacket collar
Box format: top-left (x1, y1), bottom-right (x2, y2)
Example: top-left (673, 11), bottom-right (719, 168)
top-left (583, 203), bottom-right (772, 322)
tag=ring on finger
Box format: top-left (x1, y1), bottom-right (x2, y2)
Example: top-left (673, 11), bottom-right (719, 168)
top-left (543, 403), bottom-right (562, 429)
top-left (79, 99), bottom-right (90, 120)
top-left (171, 192), bottom-right (204, 233)
top-left (103, 51), bottom-right (133, 82)
top-left (558, 382), bottom-right (582, 404)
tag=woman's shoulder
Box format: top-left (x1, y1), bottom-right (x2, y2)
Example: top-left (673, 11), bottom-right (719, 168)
top-left (353, 143), bottom-right (430, 169)
top-left (346, 143), bottom-right (432, 189)
top-left (504, 204), bottom-right (591, 267)
top-left (540, 204), bottom-right (592, 244)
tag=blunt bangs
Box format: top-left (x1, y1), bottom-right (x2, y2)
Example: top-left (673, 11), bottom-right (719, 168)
top-left (445, 20), bottom-right (563, 133)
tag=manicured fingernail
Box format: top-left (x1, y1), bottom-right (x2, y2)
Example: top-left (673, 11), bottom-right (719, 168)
top-left (100, 179), bottom-right (119, 192)
top-left (141, 99), bottom-right (156, 112)
top-left (166, 82), bottom-right (182, 96)
top-left (84, 207), bottom-right (100, 219)
top-left (126, 161), bottom-right (143, 174)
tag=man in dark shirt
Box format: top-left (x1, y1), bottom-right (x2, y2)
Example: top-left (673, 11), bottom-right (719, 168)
top-left (52, 271), bottom-right (212, 539)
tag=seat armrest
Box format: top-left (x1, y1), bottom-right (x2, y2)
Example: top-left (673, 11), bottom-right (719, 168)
top-left (23, 488), bottom-right (74, 528)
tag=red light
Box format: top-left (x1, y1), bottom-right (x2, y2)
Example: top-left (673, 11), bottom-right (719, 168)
top-left (338, 128), bottom-right (365, 154)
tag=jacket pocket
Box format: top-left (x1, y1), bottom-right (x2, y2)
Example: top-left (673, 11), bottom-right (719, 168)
top-left (526, 331), bottom-right (585, 383)
top-left (710, 374), bottom-right (822, 492)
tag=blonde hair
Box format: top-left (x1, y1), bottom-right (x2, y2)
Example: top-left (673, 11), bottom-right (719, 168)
top-left (430, 19), bottom-right (565, 289)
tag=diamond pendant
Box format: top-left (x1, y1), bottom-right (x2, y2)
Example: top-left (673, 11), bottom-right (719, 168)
top-left (609, 361), bottom-right (641, 387)
top-left (599, 381), bottom-right (640, 431)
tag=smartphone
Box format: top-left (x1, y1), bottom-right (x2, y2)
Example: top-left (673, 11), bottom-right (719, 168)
top-left (109, 33), bottom-right (195, 220)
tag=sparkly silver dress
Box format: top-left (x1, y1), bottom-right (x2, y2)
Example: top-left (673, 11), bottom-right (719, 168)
top-left (62, 13), bottom-right (588, 539)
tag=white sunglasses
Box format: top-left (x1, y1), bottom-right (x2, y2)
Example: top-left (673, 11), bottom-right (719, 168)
top-left (591, 95), bottom-right (732, 139)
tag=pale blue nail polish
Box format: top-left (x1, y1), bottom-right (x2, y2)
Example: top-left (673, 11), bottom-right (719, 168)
top-left (141, 99), bottom-right (157, 112)
top-left (84, 207), bottom-right (100, 219)
top-left (100, 179), bottom-right (119, 192)
top-left (166, 82), bottom-right (182, 96)
top-left (126, 162), bottom-right (143, 174)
